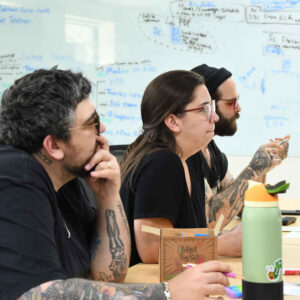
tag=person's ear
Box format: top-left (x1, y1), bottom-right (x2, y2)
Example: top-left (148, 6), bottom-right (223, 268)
top-left (43, 135), bottom-right (64, 161)
top-left (164, 114), bottom-right (181, 133)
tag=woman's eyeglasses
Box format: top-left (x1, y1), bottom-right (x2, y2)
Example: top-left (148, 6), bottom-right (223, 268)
top-left (183, 100), bottom-right (216, 121)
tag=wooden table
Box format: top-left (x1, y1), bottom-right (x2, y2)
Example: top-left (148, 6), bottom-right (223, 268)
top-left (125, 198), bottom-right (300, 299)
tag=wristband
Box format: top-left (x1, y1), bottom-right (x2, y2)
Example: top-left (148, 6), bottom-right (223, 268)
top-left (162, 282), bottom-right (172, 300)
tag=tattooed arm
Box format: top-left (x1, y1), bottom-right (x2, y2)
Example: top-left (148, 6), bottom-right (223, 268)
top-left (206, 138), bottom-right (289, 228)
top-left (19, 279), bottom-right (164, 300)
top-left (19, 261), bottom-right (232, 300)
top-left (84, 135), bottom-right (130, 282)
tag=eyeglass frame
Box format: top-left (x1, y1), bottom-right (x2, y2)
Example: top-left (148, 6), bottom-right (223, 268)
top-left (68, 112), bottom-right (100, 135)
top-left (182, 100), bottom-right (216, 121)
top-left (217, 94), bottom-right (239, 109)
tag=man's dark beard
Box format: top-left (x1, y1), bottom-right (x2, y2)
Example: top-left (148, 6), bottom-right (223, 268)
top-left (63, 142), bottom-right (99, 178)
top-left (63, 157), bottom-right (93, 178)
top-left (214, 110), bottom-right (240, 136)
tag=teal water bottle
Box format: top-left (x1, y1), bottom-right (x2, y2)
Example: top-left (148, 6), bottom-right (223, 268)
top-left (242, 182), bottom-right (283, 300)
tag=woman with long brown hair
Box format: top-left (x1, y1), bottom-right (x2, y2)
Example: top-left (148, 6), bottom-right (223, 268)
top-left (120, 70), bottom-right (219, 266)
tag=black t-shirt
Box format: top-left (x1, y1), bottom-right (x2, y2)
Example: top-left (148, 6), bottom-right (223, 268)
top-left (0, 145), bottom-right (96, 300)
top-left (120, 149), bottom-right (206, 266)
top-left (191, 140), bottom-right (228, 191)
top-left (56, 179), bottom-right (97, 277)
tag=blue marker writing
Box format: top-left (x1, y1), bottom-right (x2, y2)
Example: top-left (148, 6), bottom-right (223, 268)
top-left (180, 233), bottom-right (210, 237)
top-left (194, 233), bottom-right (210, 237)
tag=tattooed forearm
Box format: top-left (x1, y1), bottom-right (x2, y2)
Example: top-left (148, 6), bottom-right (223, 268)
top-left (206, 144), bottom-right (282, 225)
top-left (247, 147), bottom-right (273, 177)
top-left (217, 180), bottom-right (241, 207)
top-left (117, 201), bottom-right (130, 236)
top-left (219, 174), bottom-right (234, 192)
top-left (207, 179), bottom-right (248, 224)
top-left (239, 167), bottom-right (255, 179)
top-left (239, 146), bottom-right (276, 181)
top-left (227, 201), bottom-right (243, 221)
top-left (227, 181), bottom-right (248, 220)
top-left (208, 180), bottom-right (240, 222)
top-left (208, 196), bottom-right (224, 223)
top-left (106, 209), bottom-right (127, 280)
top-left (19, 278), bottom-right (165, 300)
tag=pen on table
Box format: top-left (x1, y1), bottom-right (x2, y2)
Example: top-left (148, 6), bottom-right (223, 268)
top-left (182, 263), bottom-right (237, 278)
top-left (283, 269), bottom-right (300, 275)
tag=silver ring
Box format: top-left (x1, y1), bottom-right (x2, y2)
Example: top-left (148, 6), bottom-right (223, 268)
top-left (106, 161), bottom-right (112, 169)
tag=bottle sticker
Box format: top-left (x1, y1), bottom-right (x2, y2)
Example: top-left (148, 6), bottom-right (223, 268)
top-left (266, 258), bottom-right (282, 281)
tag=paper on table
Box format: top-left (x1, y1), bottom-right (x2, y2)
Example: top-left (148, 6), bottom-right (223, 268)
top-left (285, 232), bottom-right (300, 239)
top-left (284, 282), bottom-right (300, 296)
top-left (282, 226), bottom-right (300, 232)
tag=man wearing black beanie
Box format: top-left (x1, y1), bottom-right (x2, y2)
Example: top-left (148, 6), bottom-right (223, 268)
top-left (192, 64), bottom-right (239, 136)
top-left (187, 64), bottom-right (290, 256)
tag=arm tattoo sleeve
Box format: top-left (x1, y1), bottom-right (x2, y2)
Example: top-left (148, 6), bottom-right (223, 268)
top-left (207, 146), bottom-right (274, 224)
top-left (207, 180), bottom-right (248, 223)
top-left (248, 147), bottom-right (273, 176)
top-left (226, 180), bottom-right (248, 220)
top-left (20, 279), bottom-right (165, 300)
top-left (207, 196), bottom-right (224, 223)
top-left (106, 209), bottom-right (127, 280)
top-left (117, 201), bottom-right (130, 236)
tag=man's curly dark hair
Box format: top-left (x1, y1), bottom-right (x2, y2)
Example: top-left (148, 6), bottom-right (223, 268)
top-left (0, 67), bottom-right (91, 153)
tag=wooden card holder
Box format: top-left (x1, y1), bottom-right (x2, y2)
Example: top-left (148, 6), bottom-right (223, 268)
top-left (154, 228), bottom-right (216, 281)
top-left (141, 216), bottom-right (222, 282)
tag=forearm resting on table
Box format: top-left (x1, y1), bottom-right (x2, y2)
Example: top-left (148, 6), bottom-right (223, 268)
top-left (217, 223), bottom-right (242, 257)
top-left (19, 278), bottom-right (164, 299)
top-left (134, 218), bottom-right (172, 264)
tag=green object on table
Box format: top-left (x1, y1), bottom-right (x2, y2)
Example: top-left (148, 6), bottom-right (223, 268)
top-left (242, 182), bottom-right (283, 300)
top-left (265, 180), bottom-right (290, 194)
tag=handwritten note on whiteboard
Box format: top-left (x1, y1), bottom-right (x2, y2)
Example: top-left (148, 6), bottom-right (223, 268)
top-left (1, 0), bottom-right (300, 155)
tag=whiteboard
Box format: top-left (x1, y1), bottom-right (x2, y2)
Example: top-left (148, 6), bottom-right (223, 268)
top-left (1, 0), bottom-right (300, 156)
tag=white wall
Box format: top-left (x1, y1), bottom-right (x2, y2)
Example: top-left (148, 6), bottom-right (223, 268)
top-left (227, 156), bottom-right (300, 199)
